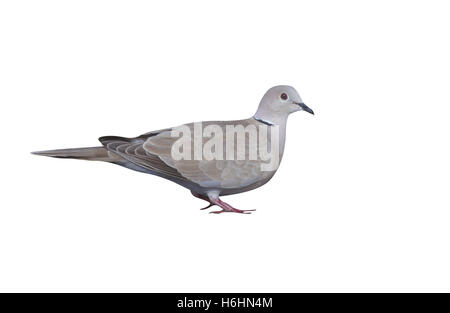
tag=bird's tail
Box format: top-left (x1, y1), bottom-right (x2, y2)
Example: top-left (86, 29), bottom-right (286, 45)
top-left (31, 146), bottom-right (119, 162)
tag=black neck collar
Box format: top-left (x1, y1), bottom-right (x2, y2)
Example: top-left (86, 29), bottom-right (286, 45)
top-left (253, 117), bottom-right (274, 126)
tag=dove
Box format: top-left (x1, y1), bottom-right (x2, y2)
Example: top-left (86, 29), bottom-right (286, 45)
top-left (32, 85), bottom-right (314, 214)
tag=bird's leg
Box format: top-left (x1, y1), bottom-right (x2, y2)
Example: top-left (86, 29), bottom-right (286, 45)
top-left (208, 196), bottom-right (255, 214)
top-left (191, 191), bottom-right (216, 210)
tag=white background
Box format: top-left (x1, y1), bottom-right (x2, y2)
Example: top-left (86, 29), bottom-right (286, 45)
top-left (1, 0), bottom-right (449, 292)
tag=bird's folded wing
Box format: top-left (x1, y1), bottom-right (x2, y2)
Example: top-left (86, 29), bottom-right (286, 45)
top-left (142, 123), bottom-right (273, 189)
top-left (98, 132), bottom-right (189, 182)
top-left (100, 121), bottom-right (273, 189)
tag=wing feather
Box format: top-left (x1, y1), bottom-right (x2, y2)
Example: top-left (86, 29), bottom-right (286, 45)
top-left (143, 120), bottom-right (274, 189)
top-left (99, 120), bottom-right (275, 189)
top-left (99, 134), bottom-right (188, 182)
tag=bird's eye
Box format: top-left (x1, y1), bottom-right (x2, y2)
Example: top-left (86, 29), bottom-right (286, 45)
top-left (280, 93), bottom-right (288, 101)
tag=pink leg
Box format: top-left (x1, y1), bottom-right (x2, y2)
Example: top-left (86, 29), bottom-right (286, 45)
top-left (208, 197), bottom-right (255, 214)
top-left (191, 191), bottom-right (216, 210)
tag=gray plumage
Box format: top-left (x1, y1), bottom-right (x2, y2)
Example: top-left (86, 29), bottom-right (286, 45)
top-left (32, 85), bottom-right (314, 214)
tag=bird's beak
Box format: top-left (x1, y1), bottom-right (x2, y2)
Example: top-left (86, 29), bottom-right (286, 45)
top-left (296, 102), bottom-right (314, 115)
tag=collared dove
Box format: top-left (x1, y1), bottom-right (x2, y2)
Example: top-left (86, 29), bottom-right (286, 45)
top-left (32, 85), bottom-right (314, 214)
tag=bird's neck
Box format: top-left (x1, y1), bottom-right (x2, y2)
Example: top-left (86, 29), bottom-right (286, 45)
top-left (252, 113), bottom-right (289, 161)
top-left (253, 106), bottom-right (290, 127)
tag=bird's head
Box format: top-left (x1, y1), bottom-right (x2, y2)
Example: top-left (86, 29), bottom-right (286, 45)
top-left (254, 85), bottom-right (314, 124)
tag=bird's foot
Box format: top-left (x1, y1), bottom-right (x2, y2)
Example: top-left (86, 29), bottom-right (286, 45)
top-left (209, 197), bottom-right (255, 214)
top-left (200, 203), bottom-right (215, 210)
top-left (191, 191), bottom-right (255, 214)
top-left (209, 208), bottom-right (255, 214)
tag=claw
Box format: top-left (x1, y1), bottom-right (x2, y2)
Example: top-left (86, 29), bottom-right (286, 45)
top-left (209, 210), bottom-right (226, 214)
top-left (227, 208), bottom-right (254, 214)
top-left (200, 203), bottom-right (215, 210)
top-left (209, 208), bottom-right (255, 214)
top-left (231, 209), bottom-right (255, 214)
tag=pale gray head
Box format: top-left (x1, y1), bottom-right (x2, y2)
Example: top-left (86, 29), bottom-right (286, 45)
top-left (253, 85), bottom-right (314, 124)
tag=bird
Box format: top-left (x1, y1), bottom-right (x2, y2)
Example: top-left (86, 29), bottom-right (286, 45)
top-left (32, 85), bottom-right (314, 214)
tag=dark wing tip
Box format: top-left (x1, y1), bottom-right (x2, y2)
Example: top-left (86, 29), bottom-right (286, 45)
top-left (98, 136), bottom-right (132, 146)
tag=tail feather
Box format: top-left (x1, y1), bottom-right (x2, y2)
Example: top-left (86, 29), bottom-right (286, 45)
top-left (31, 146), bottom-right (120, 162)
